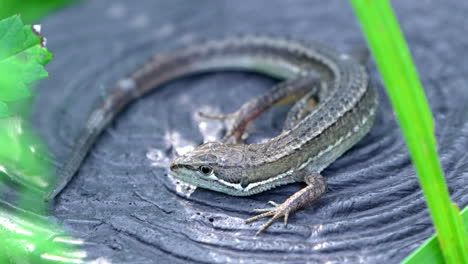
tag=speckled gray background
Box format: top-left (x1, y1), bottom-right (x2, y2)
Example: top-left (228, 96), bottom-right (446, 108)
top-left (34, 0), bottom-right (467, 263)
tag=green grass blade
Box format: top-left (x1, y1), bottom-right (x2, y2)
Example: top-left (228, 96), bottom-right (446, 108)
top-left (349, 0), bottom-right (468, 263)
top-left (403, 207), bottom-right (468, 264)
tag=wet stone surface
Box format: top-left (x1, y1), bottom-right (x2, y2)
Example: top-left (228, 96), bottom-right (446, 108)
top-left (33, 0), bottom-right (468, 263)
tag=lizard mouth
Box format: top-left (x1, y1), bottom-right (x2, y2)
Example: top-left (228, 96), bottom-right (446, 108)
top-left (169, 162), bottom-right (197, 172)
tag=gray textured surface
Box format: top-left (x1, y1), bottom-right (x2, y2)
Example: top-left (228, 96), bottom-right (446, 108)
top-left (34, 0), bottom-right (468, 263)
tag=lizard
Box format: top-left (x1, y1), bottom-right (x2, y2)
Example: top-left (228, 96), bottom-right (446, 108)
top-left (46, 36), bottom-right (377, 236)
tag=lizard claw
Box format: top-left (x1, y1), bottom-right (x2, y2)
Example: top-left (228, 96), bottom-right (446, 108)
top-left (252, 201), bottom-right (279, 212)
top-left (245, 172), bottom-right (327, 236)
top-left (268, 200), bottom-right (279, 207)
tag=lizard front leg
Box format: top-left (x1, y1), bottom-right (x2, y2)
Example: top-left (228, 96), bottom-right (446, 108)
top-left (245, 172), bottom-right (327, 236)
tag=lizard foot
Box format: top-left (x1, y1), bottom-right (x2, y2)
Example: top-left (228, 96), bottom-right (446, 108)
top-left (245, 173), bottom-right (326, 236)
top-left (245, 200), bottom-right (292, 236)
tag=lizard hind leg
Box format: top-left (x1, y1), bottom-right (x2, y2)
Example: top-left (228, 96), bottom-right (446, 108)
top-left (245, 172), bottom-right (327, 236)
top-left (198, 77), bottom-right (321, 145)
top-left (198, 111), bottom-right (233, 120)
top-left (198, 109), bottom-right (247, 144)
top-left (282, 83), bottom-right (321, 132)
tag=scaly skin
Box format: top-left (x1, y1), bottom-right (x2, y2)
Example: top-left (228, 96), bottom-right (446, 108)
top-left (46, 36), bottom-right (377, 235)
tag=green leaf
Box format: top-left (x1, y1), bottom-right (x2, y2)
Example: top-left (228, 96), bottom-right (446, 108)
top-left (0, 201), bottom-right (85, 264)
top-left (0, 0), bottom-right (78, 24)
top-left (0, 15), bottom-right (52, 114)
top-left (0, 117), bottom-right (52, 193)
top-left (0, 101), bottom-right (10, 118)
top-left (402, 207), bottom-right (468, 264)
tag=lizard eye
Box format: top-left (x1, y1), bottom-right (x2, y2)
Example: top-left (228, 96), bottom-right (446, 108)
top-left (199, 166), bottom-right (213, 175)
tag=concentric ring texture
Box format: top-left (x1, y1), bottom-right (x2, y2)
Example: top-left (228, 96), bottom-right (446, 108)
top-left (34, 0), bottom-right (468, 263)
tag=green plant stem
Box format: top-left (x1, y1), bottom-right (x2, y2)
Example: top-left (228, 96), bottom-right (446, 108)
top-left (349, 0), bottom-right (468, 263)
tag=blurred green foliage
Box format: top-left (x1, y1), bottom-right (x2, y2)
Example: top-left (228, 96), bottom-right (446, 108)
top-left (0, 15), bottom-right (54, 199)
top-left (0, 15), bottom-right (53, 118)
top-left (0, 117), bottom-right (52, 194)
top-left (0, 0), bottom-right (76, 23)
top-left (0, 15), bottom-right (85, 263)
top-left (0, 202), bottom-right (86, 263)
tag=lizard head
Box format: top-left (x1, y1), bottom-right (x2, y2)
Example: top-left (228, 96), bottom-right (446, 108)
top-left (169, 142), bottom-right (252, 196)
